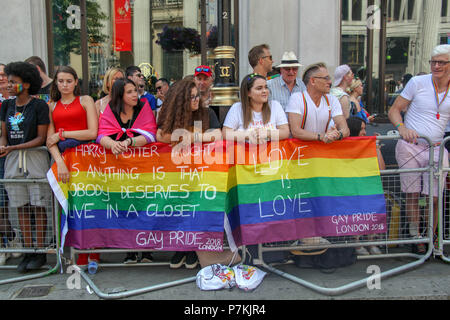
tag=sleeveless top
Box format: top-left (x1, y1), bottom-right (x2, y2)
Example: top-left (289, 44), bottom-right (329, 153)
top-left (52, 96), bottom-right (88, 131)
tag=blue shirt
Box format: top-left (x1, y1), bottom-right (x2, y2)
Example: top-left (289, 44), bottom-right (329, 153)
top-left (267, 76), bottom-right (306, 111)
top-left (140, 92), bottom-right (157, 110)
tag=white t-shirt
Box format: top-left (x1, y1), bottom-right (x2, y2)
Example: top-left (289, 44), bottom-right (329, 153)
top-left (401, 74), bottom-right (450, 144)
top-left (285, 91), bottom-right (343, 134)
top-left (223, 100), bottom-right (288, 131)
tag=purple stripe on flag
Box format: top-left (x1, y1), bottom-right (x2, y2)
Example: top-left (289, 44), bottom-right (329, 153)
top-left (66, 229), bottom-right (224, 251)
top-left (231, 213), bottom-right (387, 247)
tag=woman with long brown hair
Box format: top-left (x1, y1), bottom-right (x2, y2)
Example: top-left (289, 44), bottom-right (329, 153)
top-left (156, 78), bottom-right (221, 269)
top-left (222, 73), bottom-right (290, 143)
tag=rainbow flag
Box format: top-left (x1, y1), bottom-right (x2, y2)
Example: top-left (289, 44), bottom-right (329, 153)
top-left (47, 142), bottom-right (229, 252)
top-left (47, 138), bottom-right (386, 253)
top-left (225, 137), bottom-right (386, 249)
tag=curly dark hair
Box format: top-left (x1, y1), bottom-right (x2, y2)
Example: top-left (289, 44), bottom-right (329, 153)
top-left (157, 78), bottom-right (209, 134)
top-left (5, 61), bottom-right (42, 95)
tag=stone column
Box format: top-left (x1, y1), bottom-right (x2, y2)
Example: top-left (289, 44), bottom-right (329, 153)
top-left (418, 0), bottom-right (440, 72)
top-left (133, 0), bottom-right (151, 66)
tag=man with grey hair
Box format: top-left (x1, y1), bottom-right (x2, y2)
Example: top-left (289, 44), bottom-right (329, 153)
top-left (330, 64), bottom-right (354, 118)
top-left (388, 44), bottom-right (450, 253)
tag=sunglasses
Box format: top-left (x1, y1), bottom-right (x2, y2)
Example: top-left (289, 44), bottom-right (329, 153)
top-left (156, 86), bottom-right (163, 91)
top-left (195, 67), bottom-right (211, 73)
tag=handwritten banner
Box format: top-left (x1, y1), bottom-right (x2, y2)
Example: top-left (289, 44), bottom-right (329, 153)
top-left (225, 137), bottom-right (387, 249)
top-left (47, 138), bottom-right (387, 252)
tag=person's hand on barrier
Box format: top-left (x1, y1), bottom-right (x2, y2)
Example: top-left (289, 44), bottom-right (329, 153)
top-left (110, 140), bottom-right (127, 155)
top-left (47, 132), bottom-right (60, 149)
top-left (0, 145), bottom-right (11, 157)
top-left (248, 129), bottom-right (259, 145)
top-left (325, 127), bottom-right (340, 143)
top-left (56, 159), bottom-right (70, 183)
top-left (256, 129), bottom-right (270, 144)
top-left (398, 125), bottom-right (419, 144)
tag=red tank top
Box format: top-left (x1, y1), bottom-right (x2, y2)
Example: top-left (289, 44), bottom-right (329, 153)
top-left (52, 96), bottom-right (88, 131)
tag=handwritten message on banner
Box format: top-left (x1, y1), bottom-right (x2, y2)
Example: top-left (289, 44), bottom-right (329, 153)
top-left (47, 138), bottom-right (387, 252)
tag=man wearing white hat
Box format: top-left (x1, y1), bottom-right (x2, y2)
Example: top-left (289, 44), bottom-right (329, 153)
top-left (267, 51), bottom-right (307, 111)
top-left (330, 64), bottom-right (354, 119)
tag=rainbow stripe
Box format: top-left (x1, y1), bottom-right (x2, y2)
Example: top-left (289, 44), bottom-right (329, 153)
top-left (47, 138), bottom-right (386, 252)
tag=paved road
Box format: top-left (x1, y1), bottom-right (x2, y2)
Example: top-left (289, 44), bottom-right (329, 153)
top-left (0, 247), bottom-right (449, 301)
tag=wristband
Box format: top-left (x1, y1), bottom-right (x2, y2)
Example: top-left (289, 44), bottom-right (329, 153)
top-left (59, 128), bottom-right (66, 141)
top-left (338, 131), bottom-right (343, 140)
top-left (395, 123), bottom-right (404, 129)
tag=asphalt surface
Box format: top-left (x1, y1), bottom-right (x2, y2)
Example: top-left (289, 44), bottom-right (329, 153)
top-left (0, 245), bottom-right (449, 302)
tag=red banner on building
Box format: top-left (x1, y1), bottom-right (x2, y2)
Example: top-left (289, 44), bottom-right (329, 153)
top-left (114, 0), bottom-right (132, 52)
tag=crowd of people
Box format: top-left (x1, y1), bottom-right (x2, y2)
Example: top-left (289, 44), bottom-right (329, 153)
top-left (0, 42), bottom-right (448, 271)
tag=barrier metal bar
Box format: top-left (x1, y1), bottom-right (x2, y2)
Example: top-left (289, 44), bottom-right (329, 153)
top-left (69, 240), bottom-right (240, 299)
top-left (438, 137), bottom-right (450, 263)
top-left (254, 135), bottom-right (435, 296)
top-left (0, 178), bottom-right (61, 285)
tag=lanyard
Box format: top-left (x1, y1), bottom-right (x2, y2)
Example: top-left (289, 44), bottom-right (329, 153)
top-left (432, 78), bottom-right (450, 120)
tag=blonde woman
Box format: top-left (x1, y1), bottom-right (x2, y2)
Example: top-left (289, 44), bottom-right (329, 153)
top-left (95, 67), bottom-right (125, 117)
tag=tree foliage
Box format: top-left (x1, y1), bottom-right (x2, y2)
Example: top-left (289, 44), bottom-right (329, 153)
top-left (52, 0), bottom-right (108, 66)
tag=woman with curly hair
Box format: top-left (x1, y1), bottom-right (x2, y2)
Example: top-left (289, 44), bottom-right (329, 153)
top-left (156, 78), bottom-right (222, 269)
top-left (0, 61), bottom-right (50, 272)
top-left (95, 67), bottom-right (125, 116)
top-left (156, 78), bottom-right (221, 147)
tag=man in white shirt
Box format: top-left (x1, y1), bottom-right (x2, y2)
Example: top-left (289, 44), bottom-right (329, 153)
top-left (286, 62), bottom-right (349, 143)
top-left (388, 44), bottom-right (450, 252)
top-left (267, 51), bottom-right (306, 111)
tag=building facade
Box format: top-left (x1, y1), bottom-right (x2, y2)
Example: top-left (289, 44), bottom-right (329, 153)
top-left (0, 0), bottom-right (448, 110)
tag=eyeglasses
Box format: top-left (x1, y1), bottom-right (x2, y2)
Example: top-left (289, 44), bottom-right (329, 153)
top-left (156, 86), bottom-right (163, 91)
top-left (191, 95), bottom-right (200, 101)
top-left (195, 67), bottom-right (211, 73)
top-left (261, 55), bottom-right (273, 61)
top-left (429, 60), bottom-right (450, 66)
top-left (313, 76), bottom-right (331, 81)
top-left (282, 67), bottom-right (299, 72)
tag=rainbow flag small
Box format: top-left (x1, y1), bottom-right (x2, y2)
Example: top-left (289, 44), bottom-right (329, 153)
top-left (224, 137), bottom-right (386, 249)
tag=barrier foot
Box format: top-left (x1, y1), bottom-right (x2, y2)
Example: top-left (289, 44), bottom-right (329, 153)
top-left (73, 265), bottom-right (196, 300)
top-left (259, 249), bottom-right (432, 297)
top-left (0, 262), bottom-right (60, 286)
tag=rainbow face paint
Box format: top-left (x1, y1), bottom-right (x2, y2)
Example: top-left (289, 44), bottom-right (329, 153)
top-left (15, 83), bottom-right (23, 94)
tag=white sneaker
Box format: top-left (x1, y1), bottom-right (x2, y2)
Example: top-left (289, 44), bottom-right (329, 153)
top-left (0, 252), bottom-right (10, 265)
top-left (369, 246), bottom-right (382, 255)
top-left (355, 247), bottom-right (370, 256)
top-left (7, 229), bottom-right (23, 258)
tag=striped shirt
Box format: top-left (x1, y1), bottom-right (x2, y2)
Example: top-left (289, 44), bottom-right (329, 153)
top-left (267, 76), bottom-right (307, 111)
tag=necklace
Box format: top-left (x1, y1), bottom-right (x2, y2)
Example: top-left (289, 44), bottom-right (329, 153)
top-left (432, 78), bottom-right (450, 120)
top-left (60, 97), bottom-right (75, 110)
top-left (14, 97), bottom-right (31, 116)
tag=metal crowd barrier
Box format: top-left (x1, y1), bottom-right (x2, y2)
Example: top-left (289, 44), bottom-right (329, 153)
top-left (0, 175), bottom-right (61, 285)
top-left (437, 137), bottom-right (450, 263)
top-left (253, 135), bottom-right (437, 296)
top-left (69, 238), bottom-right (241, 299)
